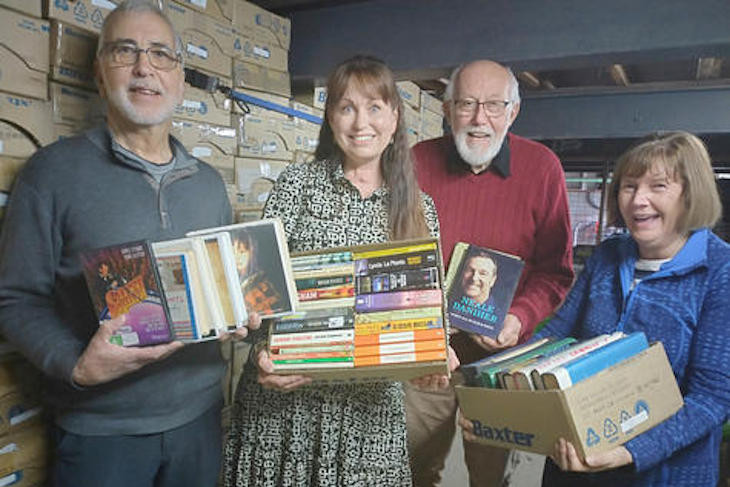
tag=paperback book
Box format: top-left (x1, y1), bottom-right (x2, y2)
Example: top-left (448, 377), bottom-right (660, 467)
top-left (445, 243), bottom-right (524, 338)
top-left (269, 238), bottom-right (448, 379)
top-left (80, 240), bottom-right (173, 347)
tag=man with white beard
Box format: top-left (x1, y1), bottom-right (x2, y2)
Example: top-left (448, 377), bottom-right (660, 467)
top-left (407, 60), bottom-right (575, 486)
top-left (0, 1), bottom-right (259, 486)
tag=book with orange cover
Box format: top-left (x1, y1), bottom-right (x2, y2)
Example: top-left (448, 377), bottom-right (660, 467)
top-left (354, 349), bottom-right (447, 367)
top-left (354, 327), bottom-right (445, 347)
top-left (354, 338), bottom-right (445, 358)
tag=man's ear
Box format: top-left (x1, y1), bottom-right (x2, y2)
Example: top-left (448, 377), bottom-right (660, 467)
top-left (94, 59), bottom-right (105, 99)
top-left (506, 101), bottom-right (520, 128)
top-left (442, 101), bottom-right (452, 130)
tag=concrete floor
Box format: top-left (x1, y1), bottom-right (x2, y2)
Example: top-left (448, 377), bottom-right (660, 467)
top-left (438, 431), bottom-right (545, 487)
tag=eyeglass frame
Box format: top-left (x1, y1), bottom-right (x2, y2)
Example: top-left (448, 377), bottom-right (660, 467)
top-left (452, 98), bottom-right (512, 117)
top-left (99, 41), bottom-right (182, 71)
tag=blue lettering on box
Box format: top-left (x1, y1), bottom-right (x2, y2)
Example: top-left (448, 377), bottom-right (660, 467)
top-left (199, 102), bottom-right (208, 115)
top-left (472, 420), bottom-right (535, 447)
top-left (635, 400), bottom-right (649, 416)
top-left (604, 418), bottom-right (618, 439)
top-left (56, 0), bottom-right (70, 12)
top-left (586, 427), bottom-right (600, 447)
top-left (74, 2), bottom-right (88, 20)
top-left (91, 9), bottom-right (105, 28)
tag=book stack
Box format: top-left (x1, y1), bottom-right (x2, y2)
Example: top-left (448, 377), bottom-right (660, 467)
top-left (352, 242), bottom-right (445, 368)
top-left (462, 331), bottom-right (649, 390)
top-left (269, 238), bottom-right (449, 380)
top-left (268, 251), bottom-right (356, 369)
top-left (81, 219), bottom-right (297, 347)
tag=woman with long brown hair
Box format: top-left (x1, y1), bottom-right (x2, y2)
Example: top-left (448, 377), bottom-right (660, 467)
top-left (223, 55), bottom-right (446, 486)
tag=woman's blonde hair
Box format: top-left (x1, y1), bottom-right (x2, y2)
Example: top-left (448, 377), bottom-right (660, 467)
top-left (607, 131), bottom-right (722, 234)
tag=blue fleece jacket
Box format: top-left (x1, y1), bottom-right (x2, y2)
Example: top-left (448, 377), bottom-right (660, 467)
top-left (537, 228), bottom-right (730, 486)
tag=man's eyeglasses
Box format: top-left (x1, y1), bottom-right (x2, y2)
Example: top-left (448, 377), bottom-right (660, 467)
top-left (101, 42), bottom-right (181, 71)
top-left (453, 99), bottom-right (511, 117)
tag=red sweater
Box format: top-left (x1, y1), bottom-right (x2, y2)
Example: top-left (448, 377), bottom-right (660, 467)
top-left (413, 134), bottom-right (574, 362)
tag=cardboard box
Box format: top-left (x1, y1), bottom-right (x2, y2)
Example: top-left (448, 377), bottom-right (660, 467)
top-left (0, 0), bottom-right (42, 17)
top-left (0, 92), bottom-right (55, 147)
top-left (49, 82), bottom-right (104, 127)
top-left (167, 1), bottom-right (237, 77)
top-left (396, 81), bottom-right (420, 111)
top-left (271, 237), bottom-right (449, 384)
top-left (50, 20), bottom-right (98, 90)
top-left (175, 81), bottom-right (233, 126)
top-left (171, 119), bottom-right (237, 155)
top-left (184, 140), bottom-right (235, 181)
top-left (313, 86), bottom-right (326, 110)
top-left (0, 423), bottom-right (48, 487)
top-left (232, 0), bottom-right (291, 50)
top-left (44, 0), bottom-right (116, 33)
top-left (456, 343), bottom-right (684, 457)
top-left (0, 8), bottom-right (50, 100)
top-left (0, 123), bottom-right (38, 159)
top-left (232, 59), bottom-right (290, 98)
top-left (234, 156), bottom-right (287, 194)
top-left (420, 91), bottom-right (442, 115)
top-left (0, 157), bottom-right (27, 192)
top-left (167, 0), bottom-right (233, 24)
top-left (420, 108), bottom-right (443, 139)
top-left (233, 36), bottom-right (287, 72)
top-left (235, 115), bottom-right (293, 161)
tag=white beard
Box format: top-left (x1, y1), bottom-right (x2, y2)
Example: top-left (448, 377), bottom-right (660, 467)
top-left (454, 125), bottom-right (507, 168)
top-left (106, 85), bottom-right (177, 126)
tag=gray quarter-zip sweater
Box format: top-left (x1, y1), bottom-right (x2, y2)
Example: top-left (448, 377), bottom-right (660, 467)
top-left (0, 127), bottom-right (232, 435)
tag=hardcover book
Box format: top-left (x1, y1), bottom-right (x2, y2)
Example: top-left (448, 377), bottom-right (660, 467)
top-left (446, 244), bottom-right (524, 338)
top-left (80, 240), bottom-right (173, 347)
top-left (541, 332), bottom-right (649, 390)
top-left (188, 219), bottom-right (297, 318)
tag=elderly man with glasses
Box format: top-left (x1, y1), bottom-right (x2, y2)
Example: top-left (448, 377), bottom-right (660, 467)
top-left (406, 60), bottom-right (575, 486)
top-left (0, 1), bottom-right (259, 486)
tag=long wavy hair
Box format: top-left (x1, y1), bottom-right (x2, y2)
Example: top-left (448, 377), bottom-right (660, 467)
top-left (315, 55), bottom-right (429, 240)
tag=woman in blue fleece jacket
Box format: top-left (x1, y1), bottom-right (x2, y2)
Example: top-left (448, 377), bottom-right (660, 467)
top-left (532, 132), bottom-right (730, 486)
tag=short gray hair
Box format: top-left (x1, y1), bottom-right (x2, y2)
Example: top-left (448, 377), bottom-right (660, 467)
top-left (443, 62), bottom-right (521, 105)
top-left (96, 0), bottom-right (183, 58)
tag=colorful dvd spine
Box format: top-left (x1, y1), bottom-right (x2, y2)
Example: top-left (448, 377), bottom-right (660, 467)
top-left (355, 289), bottom-right (442, 313)
top-left (356, 267), bottom-right (439, 294)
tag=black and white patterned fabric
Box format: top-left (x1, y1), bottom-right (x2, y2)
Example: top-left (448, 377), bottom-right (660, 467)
top-left (223, 159), bottom-right (440, 487)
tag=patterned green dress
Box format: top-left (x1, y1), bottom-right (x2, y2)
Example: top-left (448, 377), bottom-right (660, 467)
top-left (223, 159), bottom-right (440, 487)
